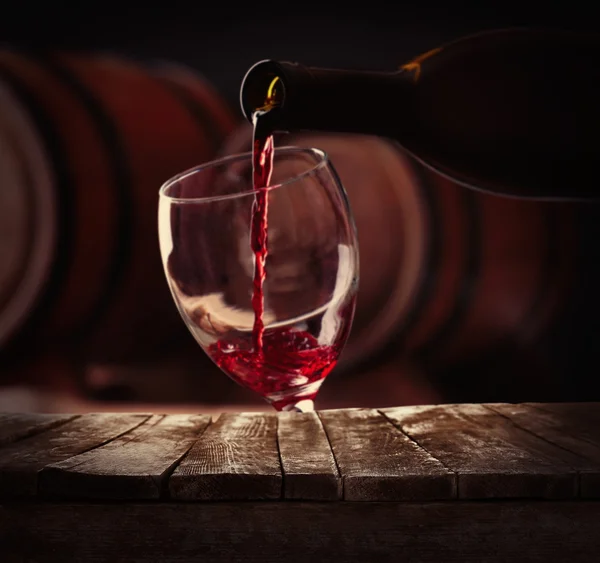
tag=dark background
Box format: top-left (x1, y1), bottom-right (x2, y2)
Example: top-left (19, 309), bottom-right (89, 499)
top-left (2, 1), bottom-right (598, 113)
top-left (1, 1), bottom-right (599, 411)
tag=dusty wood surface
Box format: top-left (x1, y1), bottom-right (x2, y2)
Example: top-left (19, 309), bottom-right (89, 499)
top-left (1, 403), bottom-right (600, 502)
top-left (319, 408), bottom-right (455, 500)
top-left (38, 414), bottom-right (211, 499)
top-left (277, 411), bottom-right (341, 500)
top-left (528, 402), bottom-right (600, 437)
top-left (0, 413), bottom-right (76, 446)
top-left (3, 403), bottom-right (600, 561)
top-left (0, 413), bottom-right (149, 497)
top-left (168, 412), bottom-right (281, 500)
top-left (383, 403), bottom-right (579, 498)
top-left (488, 403), bottom-right (600, 497)
top-left (1, 501), bottom-right (599, 563)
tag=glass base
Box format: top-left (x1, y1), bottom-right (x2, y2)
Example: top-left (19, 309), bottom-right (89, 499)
top-left (281, 399), bottom-right (315, 413)
top-left (266, 379), bottom-right (322, 412)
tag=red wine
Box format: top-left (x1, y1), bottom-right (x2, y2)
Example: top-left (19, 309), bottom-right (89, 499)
top-left (250, 117), bottom-right (274, 352)
top-left (207, 93), bottom-right (348, 410)
top-left (207, 326), bottom-right (345, 410)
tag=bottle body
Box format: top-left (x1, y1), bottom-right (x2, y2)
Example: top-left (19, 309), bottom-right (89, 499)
top-left (240, 28), bottom-right (600, 201)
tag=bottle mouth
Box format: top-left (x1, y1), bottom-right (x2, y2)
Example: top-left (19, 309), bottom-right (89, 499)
top-left (240, 60), bottom-right (288, 123)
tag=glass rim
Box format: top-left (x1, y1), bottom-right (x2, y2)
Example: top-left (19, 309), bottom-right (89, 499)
top-left (159, 145), bottom-right (329, 204)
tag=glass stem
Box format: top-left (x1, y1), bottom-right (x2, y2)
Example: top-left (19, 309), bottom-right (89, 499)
top-left (282, 399), bottom-right (315, 413)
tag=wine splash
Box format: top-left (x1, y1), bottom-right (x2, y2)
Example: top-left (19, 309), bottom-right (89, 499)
top-left (208, 328), bottom-right (341, 411)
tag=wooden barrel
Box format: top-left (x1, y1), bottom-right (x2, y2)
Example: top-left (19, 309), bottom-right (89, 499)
top-left (0, 51), bottom-right (238, 367)
top-left (220, 125), bottom-right (578, 371)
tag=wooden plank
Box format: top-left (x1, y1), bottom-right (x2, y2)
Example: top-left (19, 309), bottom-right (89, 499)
top-left (383, 404), bottom-right (578, 499)
top-left (0, 413), bottom-right (149, 497)
top-left (277, 411), bottom-right (341, 500)
top-left (318, 408), bottom-right (454, 501)
top-left (527, 402), bottom-right (600, 434)
top-left (3, 501), bottom-right (600, 563)
top-left (38, 414), bottom-right (211, 500)
top-left (488, 403), bottom-right (600, 497)
top-left (169, 412), bottom-right (281, 500)
top-left (0, 413), bottom-right (77, 446)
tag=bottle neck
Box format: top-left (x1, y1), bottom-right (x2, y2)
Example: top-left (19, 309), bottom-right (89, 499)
top-left (240, 61), bottom-right (409, 137)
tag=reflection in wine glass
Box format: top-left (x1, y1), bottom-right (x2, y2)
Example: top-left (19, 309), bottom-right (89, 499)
top-left (158, 147), bottom-right (359, 412)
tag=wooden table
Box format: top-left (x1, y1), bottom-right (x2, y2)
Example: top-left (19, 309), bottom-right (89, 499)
top-left (1, 402), bottom-right (600, 562)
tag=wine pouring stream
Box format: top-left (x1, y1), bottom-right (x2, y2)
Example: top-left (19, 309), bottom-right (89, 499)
top-left (212, 76), bottom-right (347, 412)
top-left (249, 77), bottom-right (280, 353)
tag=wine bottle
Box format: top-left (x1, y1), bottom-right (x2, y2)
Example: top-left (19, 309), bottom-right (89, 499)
top-left (240, 28), bottom-right (600, 201)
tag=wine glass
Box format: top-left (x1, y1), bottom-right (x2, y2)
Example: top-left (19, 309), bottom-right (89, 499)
top-left (158, 146), bottom-right (359, 412)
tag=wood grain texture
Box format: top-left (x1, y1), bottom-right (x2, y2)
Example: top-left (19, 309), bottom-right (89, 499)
top-left (488, 403), bottom-right (600, 497)
top-left (0, 413), bottom-right (149, 497)
top-left (2, 501), bottom-right (600, 563)
top-left (383, 404), bottom-right (578, 499)
top-left (319, 408), bottom-right (454, 501)
top-left (527, 402), bottom-right (600, 433)
top-left (0, 413), bottom-right (77, 446)
top-left (169, 412), bottom-right (281, 500)
top-left (277, 411), bottom-right (341, 500)
top-left (2, 404), bottom-right (599, 506)
top-left (38, 414), bottom-right (211, 500)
